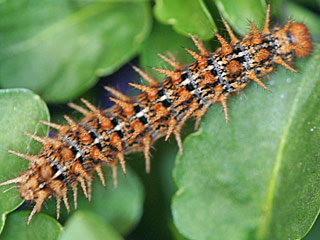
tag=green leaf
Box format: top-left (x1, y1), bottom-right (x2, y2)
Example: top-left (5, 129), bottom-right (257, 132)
top-left (59, 211), bottom-right (122, 240)
top-left (0, 89), bottom-right (49, 233)
top-left (213, 0), bottom-right (267, 35)
top-left (172, 45), bottom-right (320, 240)
top-left (140, 21), bottom-right (196, 80)
top-left (154, 0), bottom-right (217, 40)
top-left (43, 166), bottom-right (144, 235)
top-left (303, 216), bottom-right (320, 240)
top-left (0, 211), bottom-right (62, 240)
top-left (0, 0), bottom-right (151, 103)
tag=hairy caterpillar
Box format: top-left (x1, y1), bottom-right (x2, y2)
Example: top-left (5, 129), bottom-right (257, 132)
top-left (0, 5), bottom-right (312, 224)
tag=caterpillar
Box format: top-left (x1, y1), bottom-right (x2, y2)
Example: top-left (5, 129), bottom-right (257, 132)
top-left (0, 5), bottom-right (312, 224)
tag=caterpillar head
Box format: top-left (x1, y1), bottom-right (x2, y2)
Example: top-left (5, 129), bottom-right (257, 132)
top-left (18, 173), bottom-right (40, 201)
top-left (288, 22), bottom-right (312, 58)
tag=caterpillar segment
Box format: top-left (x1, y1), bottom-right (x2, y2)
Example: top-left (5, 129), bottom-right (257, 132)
top-left (0, 4), bottom-right (312, 224)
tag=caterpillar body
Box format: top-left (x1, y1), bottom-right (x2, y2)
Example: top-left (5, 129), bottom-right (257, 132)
top-left (0, 5), bottom-right (312, 224)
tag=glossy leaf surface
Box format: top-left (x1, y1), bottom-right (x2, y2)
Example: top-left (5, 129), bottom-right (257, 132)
top-left (0, 89), bottom-right (49, 233)
top-left (59, 211), bottom-right (122, 240)
top-left (154, 0), bottom-right (216, 40)
top-left (0, 0), bottom-right (151, 103)
top-left (0, 211), bottom-right (62, 240)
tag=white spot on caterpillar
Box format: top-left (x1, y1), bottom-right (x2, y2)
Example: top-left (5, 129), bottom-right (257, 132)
top-left (114, 124), bottom-right (122, 131)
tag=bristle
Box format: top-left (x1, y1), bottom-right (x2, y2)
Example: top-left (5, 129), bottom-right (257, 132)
top-left (152, 67), bottom-right (177, 78)
top-left (27, 190), bottom-right (49, 224)
top-left (87, 180), bottom-right (92, 202)
top-left (184, 47), bottom-right (202, 60)
top-left (64, 115), bottom-right (76, 126)
top-left (165, 118), bottom-right (177, 142)
top-left (63, 191), bottom-right (70, 212)
top-left (104, 86), bottom-right (133, 102)
top-left (249, 21), bottom-right (263, 44)
top-left (274, 56), bottom-right (297, 72)
top-left (56, 197), bottom-right (61, 220)
top-left (143, 135), bottom-right (152, 173)
top-left (109, 97), bottom-right (133, 113)
top-left (27, 205), bottom-right (38, 225)
top-left (221, 17), bottom-right (239, 44)
top-left (194, 105), bottom-right (210, 130)
top-left (79, 177), bottom-right (88, 198)
top-left (72, 182), bottom-right (78, 210)
top-left (262, 4), bottom-right (271, 34)
top-left (129, 83), bottom-right (158, 97)
top-left (112, 164), bottom-right (118, 188)
top-left (95, 165), bottom-right (106, 187)
top-left (188, 33), bottom-right (208, 55)
top-left (132, 65), bottom-right (159, 86)
top-left (0, 176), bottom-right (23, 187)
top-left (40, 120), bottom-right (64, 130)
top-left (158, 53), bottom-right (182, 70)
top-left (175, 131), bottom-right (183, 155)
top-left (249, 21), bottom-right (260, 35)
top-left (68, 102), bottom-right (89, 115)
top-left (248, 72), bottom-right (270, 91)
top-left (118, 153), bottom-right (126, 174)
top-left (24, 132), bottom-right (55, 145)
top-left (219, 96), bottom-right (229, 124)
top-left (281, 19), bottom-right (292, 32)
top-left (167, 52), bottom-right (179, 64)
top-left (8, 150), bottom-right (36, 162)
top-left (215, 32), bottom-right (233, 55)
top-left (81, 98), bottom-right (98, 112)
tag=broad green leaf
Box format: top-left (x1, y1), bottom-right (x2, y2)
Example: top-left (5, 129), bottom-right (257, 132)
top-left (43, 166), bottom-right (144, 235)
top-left (140, 21), bottom-right (195, 80)
top-left (154, 0), bottom-right (217, 40)
top-left (0, 0), bottom-right (151, 103)
top-left (0, 211), bottom-right (62, 240)
top-left (286, 2), bottom-right (320, 38)
top-left (214, 0), bottom-right (266, 35)
top-left (172, 45), bottom-right (320, 240)
top-left (0, 89), bottom-right (49, 233)
top-left (169, 220), bottom-right (189, 240)
top-left (59, 211), bottom-right (122, 240)
top-left (304, 215), bottom-right (320, 240)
